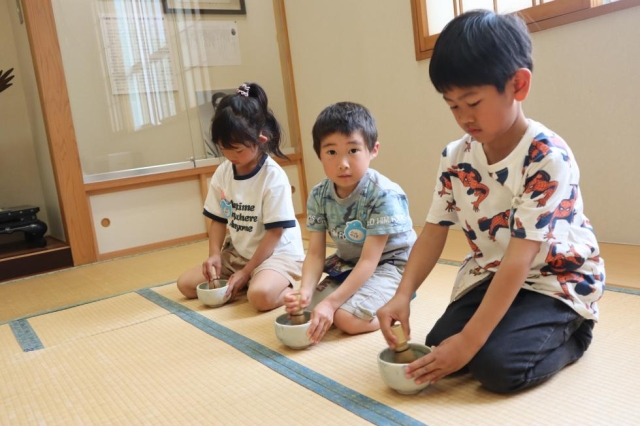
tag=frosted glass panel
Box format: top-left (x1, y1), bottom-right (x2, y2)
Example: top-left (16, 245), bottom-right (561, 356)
top-left (461, 0), bottom-right (494, 13)
top-left (426, 0), bottom-right (455, 35)
top-left (498, 1), bottom-right (536, 14)
top-left (51, 0), bottom-right (292, 180)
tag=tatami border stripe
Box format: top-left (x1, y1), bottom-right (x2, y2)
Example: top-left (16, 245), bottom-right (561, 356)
top-left (437, 259), bottom-right (462, 267)
top-left (0, 280), bottom-right (178, 327)
top-left (137, 288), bottom-right (426, 426)
top-left (9, 319), bottom-right (44, 352)
top-left (606, 286), bottom-right (640, 296)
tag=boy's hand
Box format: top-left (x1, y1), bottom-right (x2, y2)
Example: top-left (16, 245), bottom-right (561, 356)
top-left (284, 289), bottom-right (310, 314)
top-left (405, 332), bottom-right (478, 385)
top-left (377, 294), bottom-right (412, 350)
top-left (308, 300), bottom-right (335, 343)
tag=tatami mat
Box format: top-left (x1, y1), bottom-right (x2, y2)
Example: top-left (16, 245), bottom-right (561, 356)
top-left (149, 265), bottom-right (640, 425)
top-left (3, 306), bottom-right (372, 425)
top-left (2, 226), bottom-right (638, 425)
top-left (28, 293), bottom-right (169, 348)
top-left (0, 323), bottom-right (23, 355)
top-left (0, 241), bottom-right (210, 323)
top-left (4, 261), bottom-right (639, 425)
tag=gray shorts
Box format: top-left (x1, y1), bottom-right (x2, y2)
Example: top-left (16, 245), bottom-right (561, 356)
top-left (308, 262), bottom-right (404, 321)
top-left (219, 237), bottom-right (302, 285)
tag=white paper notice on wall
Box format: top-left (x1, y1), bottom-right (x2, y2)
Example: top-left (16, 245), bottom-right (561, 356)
top-left (180, 21), bottom-right (241, 67)
top-left (99, 14), bottom-right (178, 95)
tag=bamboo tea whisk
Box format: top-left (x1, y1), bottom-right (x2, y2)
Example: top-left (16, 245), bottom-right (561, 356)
top-left (290, 292), bottom-right (306, 325)
top-left (391, 323), bottom-right (416, 364)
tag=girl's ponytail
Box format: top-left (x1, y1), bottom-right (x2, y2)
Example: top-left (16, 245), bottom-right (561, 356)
top-left (244, 83), bottom-right (287, 160)
top-left (211, 82), bottom-right (288, 160)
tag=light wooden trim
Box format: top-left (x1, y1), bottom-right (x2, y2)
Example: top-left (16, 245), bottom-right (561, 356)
top-left (86, 175), bottom-right (199, 197)
top-left (85, 166), bottom-right (219, 194)
top-left (275, 152), bottom-right (302, 164)
top-left (273, 0), bottom-right (302, 153)
top-left (273, 0), bottom-right (309, 211)
top-left (411, 0), bottom-right (640, 61)
top-left (295, 160), bottom-right (308, 217)
top-left (517, 0), bottom-right (591, 24)
top-left (528, 0), bottom-right (640, 33)
top-left (410, 0), bottom-right (435, 60)
top-left (21, 0), bottom-right (97, 265)
top-left (84, 153), bottom-right (302, 194)
top-left (96, 234), bottom-right (207, 261)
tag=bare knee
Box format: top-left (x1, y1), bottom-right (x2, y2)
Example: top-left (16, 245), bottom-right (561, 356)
top-left (176, 275), bottom-right (197, 299)
top-left (247, 271), bottom-right (290, 312)
top-left (247, 288), bottom-right (281, 312)
top-left (335, 311), bottom-right (379, 335)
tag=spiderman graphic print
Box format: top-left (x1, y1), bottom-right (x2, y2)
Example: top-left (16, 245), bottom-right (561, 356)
top-left (427, 120), bottom-right (604, 321)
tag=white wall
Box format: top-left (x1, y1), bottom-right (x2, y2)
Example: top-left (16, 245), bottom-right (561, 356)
top-left (284, 1), bottom-right (640, 245)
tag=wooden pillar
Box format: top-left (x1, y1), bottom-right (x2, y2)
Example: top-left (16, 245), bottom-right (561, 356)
top-left (21, 0), bottom-right (97, 265)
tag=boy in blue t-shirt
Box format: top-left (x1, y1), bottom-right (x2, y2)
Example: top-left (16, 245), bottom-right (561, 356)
top-left (378, 10), bottom-right (604, 393)
top-left (285, 102), bottom-right (416, 344)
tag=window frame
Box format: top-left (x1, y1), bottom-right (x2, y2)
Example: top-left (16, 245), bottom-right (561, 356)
top-left (410, 0), bottom-right (640, 60)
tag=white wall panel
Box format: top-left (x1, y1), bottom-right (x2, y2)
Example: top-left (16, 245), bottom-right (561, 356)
top-left (90, 180), bottom-right (205, 254)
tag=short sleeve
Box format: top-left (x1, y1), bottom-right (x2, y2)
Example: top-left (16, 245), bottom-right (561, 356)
top-left (512, 149), bottom-right (577, 242)
top-left (364, 188), bottom-right (413, 236)
top-left (203, 166), bottom-right (227, 223)
top-left (306, 183), bottom-right (328, 232)
top-left (426, 147), bottom-right (459, 227)
top-left (261, 178), bottom-right (297, 228)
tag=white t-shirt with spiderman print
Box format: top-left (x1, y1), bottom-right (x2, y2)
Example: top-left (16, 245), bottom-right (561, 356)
top-left (427, 119), bottom-right (604, 321)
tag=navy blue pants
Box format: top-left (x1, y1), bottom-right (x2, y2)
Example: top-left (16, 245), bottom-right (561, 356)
top-left (426, 278), bottom-right (594, 393)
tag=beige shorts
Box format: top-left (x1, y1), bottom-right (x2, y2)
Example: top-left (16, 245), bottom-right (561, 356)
top-left (308, 262), bottom-right (404, 321)
top-left (219, 237), bottom-right (302, 285)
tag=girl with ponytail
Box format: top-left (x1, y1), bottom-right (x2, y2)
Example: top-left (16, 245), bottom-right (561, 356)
top-left (177, 82), bottom-right (304, 312)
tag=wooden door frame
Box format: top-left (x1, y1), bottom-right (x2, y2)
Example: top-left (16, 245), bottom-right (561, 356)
top-left (22, 1), bottom-right (97, 265)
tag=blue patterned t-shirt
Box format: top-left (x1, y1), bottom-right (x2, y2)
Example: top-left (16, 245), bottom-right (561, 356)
top-left (306, 169), bottom-right (416, 275)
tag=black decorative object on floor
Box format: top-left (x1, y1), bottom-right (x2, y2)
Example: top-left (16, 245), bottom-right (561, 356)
top-left (0, 205), bottom-right (48, 247)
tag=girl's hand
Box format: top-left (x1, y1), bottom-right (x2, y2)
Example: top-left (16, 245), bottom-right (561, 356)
top-left (226, 269), bottom-right (250, 300)
top-left (308, 300), bottom-right (335, 343)
top-left (202, 255), bottom-right (222, 282)
top-left (377, 294), bottom-right (412, 350)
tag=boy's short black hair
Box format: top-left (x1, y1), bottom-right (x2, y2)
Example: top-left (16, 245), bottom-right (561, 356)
top-left (312, 102), bottom-right (378, 157)
top-left (429, 9), bottom-right (533, 93)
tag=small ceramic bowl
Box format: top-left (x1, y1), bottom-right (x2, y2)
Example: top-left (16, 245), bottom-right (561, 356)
top-left (196, 280), bottom-right (231, 308)
top-left (274, 312), bottom-right (312, 350)
top-left (377, 343), bottom-right (433, 395)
